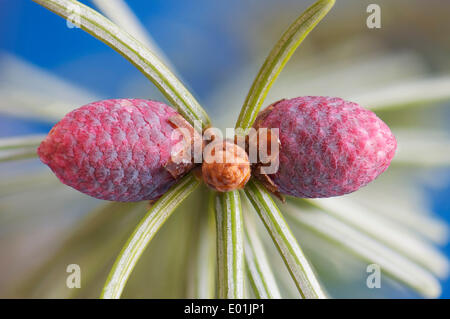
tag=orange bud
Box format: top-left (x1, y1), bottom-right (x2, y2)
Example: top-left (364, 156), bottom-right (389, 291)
top-left (202, 140), bottom-right (251, 192)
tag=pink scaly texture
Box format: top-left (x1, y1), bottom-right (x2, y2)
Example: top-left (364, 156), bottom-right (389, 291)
top-left (256, 96), bottom-right (397, 198)
top-left (38, 99), bottom-right (183, 202)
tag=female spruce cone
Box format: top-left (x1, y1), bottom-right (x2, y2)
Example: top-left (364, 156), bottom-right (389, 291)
top-left (38, 99), bottom-right (195, 202)
top-left (252, 96), bottom-right (397, 198)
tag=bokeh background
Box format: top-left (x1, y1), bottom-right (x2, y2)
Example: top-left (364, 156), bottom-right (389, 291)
top-left (0, 0), bottom-right (449, 298)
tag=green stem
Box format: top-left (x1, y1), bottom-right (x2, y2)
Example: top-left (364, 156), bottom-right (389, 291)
top-left (215, 191), bottom-right (245, 298)
top-left (0, 149), bottom-right (37, 163)
top-left (235, 0), bottom-right (335, 131)
top-left (0, 135), bottom-right (44, 162)
top-left (0, 135), bottom-right (45, 151)
top-left (101, 173), bottom-right (200, 299)
top-left (33, 0), bottom-right (210, 129)
top-left (244, 179), bottom-right (326, 298)
top-left (191, 190), bottom-right (216, 298)
top-left (244, 211), bottom-right (282, 299)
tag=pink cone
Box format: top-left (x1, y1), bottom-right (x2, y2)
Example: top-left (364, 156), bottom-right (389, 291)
top-left (254, 96), bottom-right (397, 198)
top-left (38, 99), bottom-right (185, 202)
